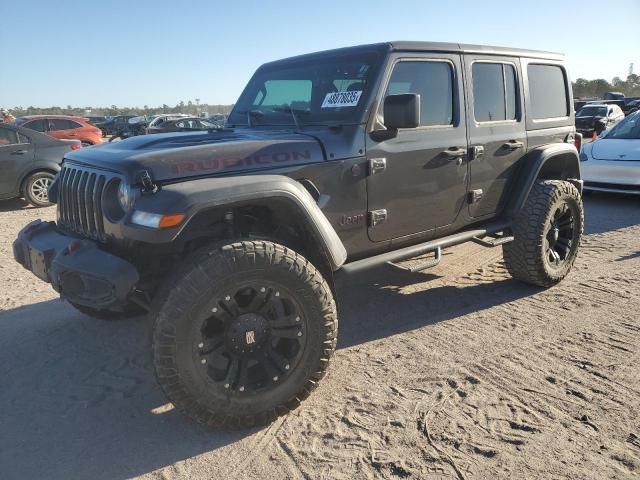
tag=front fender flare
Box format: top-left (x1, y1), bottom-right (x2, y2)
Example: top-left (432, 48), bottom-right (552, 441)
top-left (125, 175), bottom-right (348, 271)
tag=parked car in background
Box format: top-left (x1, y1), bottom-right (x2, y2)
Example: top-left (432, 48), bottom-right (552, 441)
top-left (207, 114), bottom-right (227, 126)
top-left (145, 114), bottom-right (190, 133)
top-left (575, 104), bottom-right (624, 139)
top-left (581, 111), bottom-right (640, 194)
top-left (83, 116), bottom-right (106, 125)
top-left (626, 99), bottom-right (640, 115)
top-left (13, 115), bottom-right (103, 146)
top-left (95, 115), bottom-right (136, 137)
top-left (146, 116), bottom-right (218, 134)
top-left (0, 123), bottom-right (81, 206)
top-left (604, 91), bottom-right (625, 100)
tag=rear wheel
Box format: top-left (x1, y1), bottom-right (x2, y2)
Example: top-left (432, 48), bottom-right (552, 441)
top-left (23, 171), bottom-right (55, 207)
top-left (152, 240), bottom-right (337, 429)
top-left (503, 180), bottom-right (583, 287)
top-left (81, 141), bottom-right (93, 147)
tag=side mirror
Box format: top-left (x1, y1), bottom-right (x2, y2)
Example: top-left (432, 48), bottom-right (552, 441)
top-left (383, 93), bottom-right (420, 129)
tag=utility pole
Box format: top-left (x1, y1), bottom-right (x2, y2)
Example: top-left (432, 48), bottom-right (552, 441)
top-left (195, 98), bottom-right (200, 116)
top-left (630, 63), bottom-right (634, 76)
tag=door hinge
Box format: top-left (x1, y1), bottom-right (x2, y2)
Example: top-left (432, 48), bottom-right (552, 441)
top-left (468, 189), bottom-right (483, 204)
top-left (368, 209), bottom-right (388, 227)
top-left (368, 157), bottom-right (387, 175)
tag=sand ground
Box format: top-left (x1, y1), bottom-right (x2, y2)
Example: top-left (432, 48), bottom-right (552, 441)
top-left (0, 192), bottom-right (638, 479)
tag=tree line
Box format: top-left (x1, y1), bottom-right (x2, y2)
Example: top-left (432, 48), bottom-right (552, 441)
top-left (8, 101), bottom-right (234, 118)
top-left (6, 73), bottom-right (640, 116)
top-left (571, 73), bottom-right (639, 99)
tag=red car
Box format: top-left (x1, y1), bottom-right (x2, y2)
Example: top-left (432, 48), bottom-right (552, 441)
top-left (13, 115), bottom-right (103, 146)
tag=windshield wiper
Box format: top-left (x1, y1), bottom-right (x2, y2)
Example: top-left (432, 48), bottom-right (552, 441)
top-left (270, 106), bottom-right (309, 131)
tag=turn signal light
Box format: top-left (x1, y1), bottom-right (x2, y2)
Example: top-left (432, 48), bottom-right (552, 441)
top-left (159, 213), bottom-right (186, 228)
top-left (131, 210), bottom-right (185, 229)
top-left (70, 144), bottom-right (82, 150)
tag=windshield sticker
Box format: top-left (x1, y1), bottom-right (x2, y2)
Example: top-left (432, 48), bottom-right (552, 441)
top-left (321, 90), bottom-right (363, 108)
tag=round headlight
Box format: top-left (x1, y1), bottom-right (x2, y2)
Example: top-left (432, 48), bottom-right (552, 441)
top-left (117, 181), bottom-right (133, 211)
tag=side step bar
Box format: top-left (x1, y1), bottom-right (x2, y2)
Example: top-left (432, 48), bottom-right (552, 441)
top-left (340, 220), bottom-right (511, 275)
top-left (471, 234), bottom-right (514, 248)
top-left (387, 246), bottom-right (442, 273)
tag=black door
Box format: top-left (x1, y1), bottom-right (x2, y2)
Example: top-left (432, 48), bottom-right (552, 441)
top-left (366, 54), bottom-right (468, 242)
top-left (464, 56), bottom-right (527, 218)
top-left (0, 126), bottom-right (35, 198)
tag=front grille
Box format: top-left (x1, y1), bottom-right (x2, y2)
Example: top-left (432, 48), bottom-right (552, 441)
top-left (57, 165), bottom-right (108, 241)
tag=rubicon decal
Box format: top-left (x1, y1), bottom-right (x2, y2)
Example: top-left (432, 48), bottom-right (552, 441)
top-left (171, 149), bottom-right (312, 174)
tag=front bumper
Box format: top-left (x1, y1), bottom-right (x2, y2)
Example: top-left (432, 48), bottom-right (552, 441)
top-left (13, 220), bottom-right (139, 309)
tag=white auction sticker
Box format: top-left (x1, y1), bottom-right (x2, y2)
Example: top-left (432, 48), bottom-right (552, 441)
top-left (321, 90), bottom-right (363, 108)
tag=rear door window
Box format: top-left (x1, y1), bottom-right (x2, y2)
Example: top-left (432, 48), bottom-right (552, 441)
top-left (49, 119), bottom-right (75, 131)
top-left (527, 64), bottom-right (568, 119)
top-left (472, 62), bottom-right (518, 122)
top-left (23, 119), bottom-right (47, 132)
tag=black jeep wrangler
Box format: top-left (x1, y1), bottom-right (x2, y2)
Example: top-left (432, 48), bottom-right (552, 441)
top-left (14, 42), bottom-right (584, 429)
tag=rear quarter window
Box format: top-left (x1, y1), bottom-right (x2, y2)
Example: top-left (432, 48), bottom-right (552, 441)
top-left (527, 64), bottom-right (568, 119)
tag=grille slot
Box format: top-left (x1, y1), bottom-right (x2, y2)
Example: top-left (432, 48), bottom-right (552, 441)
top-left (57, 165), bottom-right (109, 240)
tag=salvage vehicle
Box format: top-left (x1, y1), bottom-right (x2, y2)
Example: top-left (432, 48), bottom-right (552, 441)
top-left (14, 115), bottom-right (103, 147)
top-left (13, 41), bottom-right (584, 428)
top-left (581, 111), bottom-right (640, 194)
top-left (146, 117), bottom-right (218, 134)
top-left (95, 115), bottom-right (136, 137)
top-left (0, 123), bottom-right (80, 206)
top-left (575, 103), bottom-right (625, 139)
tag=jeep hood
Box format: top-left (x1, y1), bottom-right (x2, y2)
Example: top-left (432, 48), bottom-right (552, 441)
top-left (64, 130), bottom-right (326, 182)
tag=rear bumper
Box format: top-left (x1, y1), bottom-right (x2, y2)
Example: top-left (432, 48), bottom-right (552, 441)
top-left (13, 220), bottom-right (139, 309)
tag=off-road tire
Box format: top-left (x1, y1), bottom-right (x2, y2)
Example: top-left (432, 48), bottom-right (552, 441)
top-left (23, 171), bottom-right (55, 207)
top-left (152, 240), bottom-right (338, 429)
top-left (503, 180), bottom-right (583, 287)
top-left (69, 301), bottom-right (146, 320)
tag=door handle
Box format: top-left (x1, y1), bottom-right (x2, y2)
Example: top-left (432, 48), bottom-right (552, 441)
top-left (442, 147), bottom-right (466, 159)
top-left (11, 149), bottom-right (28, 155)
top-left (502, 140), bottom-right (524, 150)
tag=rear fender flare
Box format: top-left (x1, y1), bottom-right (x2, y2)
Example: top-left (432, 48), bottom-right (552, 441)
top-left (504, 143), bottom-right (581, 219)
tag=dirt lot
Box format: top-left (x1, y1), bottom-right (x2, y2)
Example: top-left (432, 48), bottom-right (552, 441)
top-left (0, 193), bottom-right (638, 479)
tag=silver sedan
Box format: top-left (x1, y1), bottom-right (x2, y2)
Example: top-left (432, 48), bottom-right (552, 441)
top-left (580, 112), bottom-right (640, 195)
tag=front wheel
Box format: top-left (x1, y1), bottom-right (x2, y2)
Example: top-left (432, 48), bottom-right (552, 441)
top-left (152, 241), bottom-right (338, 429)
top-left (23, 171), bottom-right (55, 207)
top-left (503, 180), bottom-right (583, 287)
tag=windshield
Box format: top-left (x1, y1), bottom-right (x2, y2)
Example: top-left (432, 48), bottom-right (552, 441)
top-left (227, 52), bottom-right (381, 127)
top-left (602, 114), bottom-right (640, 139)
top-left (577, 106), bottom-right (607, 117)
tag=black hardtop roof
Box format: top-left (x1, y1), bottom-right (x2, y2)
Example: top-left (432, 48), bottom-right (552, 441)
top-left (263, 41), bottom-right (564, 67)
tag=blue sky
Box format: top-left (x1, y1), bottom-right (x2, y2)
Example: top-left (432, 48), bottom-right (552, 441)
top-left (1, 0), bottom-right (639, 108)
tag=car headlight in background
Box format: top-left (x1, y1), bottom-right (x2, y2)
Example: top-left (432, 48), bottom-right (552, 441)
top-left (131, 210), bottom-right (185, 229)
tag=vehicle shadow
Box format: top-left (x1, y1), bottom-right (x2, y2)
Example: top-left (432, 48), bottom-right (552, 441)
top-left (0, 198), bottom-right (38, 212)
top-left (0, 300), bottom-right (249, 480)
top-left (0, 269), bottom-right (540, 480)
top-left (583, 191), bottom-right (640, 235)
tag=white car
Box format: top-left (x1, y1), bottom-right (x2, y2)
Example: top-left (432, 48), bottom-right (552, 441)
top-left (581, 111), bottom-right (640, 194)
